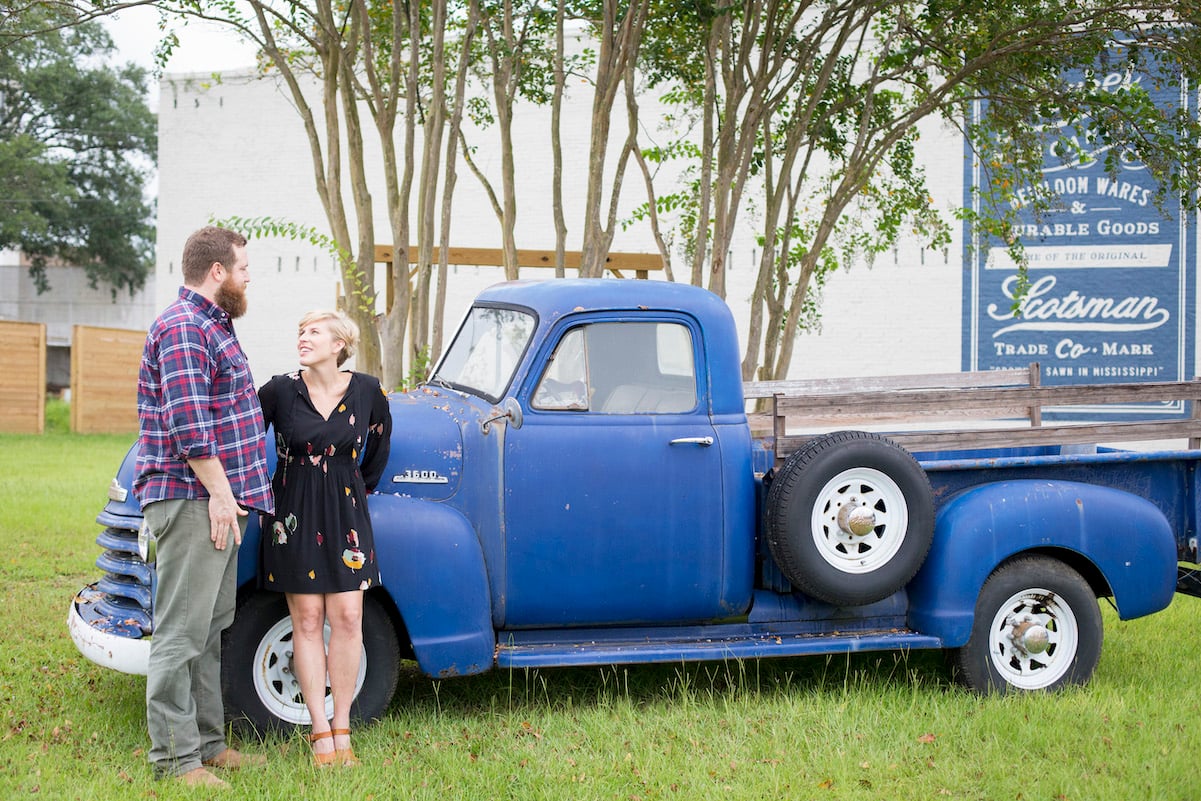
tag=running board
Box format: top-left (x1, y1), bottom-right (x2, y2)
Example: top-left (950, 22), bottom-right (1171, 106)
top-left (495, 629), bottom-right (943, 669)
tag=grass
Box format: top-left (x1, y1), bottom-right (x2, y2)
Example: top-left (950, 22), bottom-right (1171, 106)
top-left (3, 428), bottom-right (1200, 799)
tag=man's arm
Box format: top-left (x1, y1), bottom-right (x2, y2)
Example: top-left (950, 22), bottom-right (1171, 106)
top-left (188, 457), bottom-right (247, 550)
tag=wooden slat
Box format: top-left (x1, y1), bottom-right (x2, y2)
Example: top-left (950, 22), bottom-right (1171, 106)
top-left (71, 325), bottom-right (144, 434)
top-left (773, 380), bottom-right (1201, 420)
top-left (762, 362), bottom-right (1201, 464)
top-left (373, 245), bottom-right (663, 273)
top-left (0, 321), bottom-right (45, 433)
top-left (744, 366), bottom-right (1032, 399)
top-left (779, 419), bottom-right (1201, 455)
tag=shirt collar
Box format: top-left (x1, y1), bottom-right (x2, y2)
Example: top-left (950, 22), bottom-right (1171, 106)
top-left (178, 286), bottom-right (233, 329)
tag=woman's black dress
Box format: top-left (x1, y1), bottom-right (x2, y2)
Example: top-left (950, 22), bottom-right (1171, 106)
top-left (258, 371), bottom-right (392, 593)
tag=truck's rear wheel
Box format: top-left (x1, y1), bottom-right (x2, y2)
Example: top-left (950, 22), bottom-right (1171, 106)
top-left (765, 431), bottom-right (934, 605)
top-left (952, 556), bottom-right (1102, 694)
top-left (222, 591), bottom-right (400, 734)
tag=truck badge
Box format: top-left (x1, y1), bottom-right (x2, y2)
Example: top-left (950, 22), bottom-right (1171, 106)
top-left (393, 469), bottom-right (449, 484)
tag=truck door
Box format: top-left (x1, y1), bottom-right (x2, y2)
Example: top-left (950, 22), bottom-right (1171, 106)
top-left (501, 316), bottom-right (730, 628)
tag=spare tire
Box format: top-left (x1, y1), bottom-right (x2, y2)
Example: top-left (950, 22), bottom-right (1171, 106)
top-left (764, 431), bottom-right (934, 606)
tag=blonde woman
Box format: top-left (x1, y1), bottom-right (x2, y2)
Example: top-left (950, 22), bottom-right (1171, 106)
top-left (257, 310), bottom-right (391, 766)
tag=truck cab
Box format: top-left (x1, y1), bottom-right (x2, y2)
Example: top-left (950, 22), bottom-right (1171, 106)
top-left (405, 279), bottom-right (755, 629)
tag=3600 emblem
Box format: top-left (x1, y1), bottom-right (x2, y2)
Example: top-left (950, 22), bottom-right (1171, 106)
top-left (392, 469), bottom-right (449, 484)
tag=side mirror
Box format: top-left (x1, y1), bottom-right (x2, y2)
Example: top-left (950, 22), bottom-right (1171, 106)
top-left (481, 397), bottom-right (523, 434)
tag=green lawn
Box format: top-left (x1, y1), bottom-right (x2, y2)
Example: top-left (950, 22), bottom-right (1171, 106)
top-left (2, 429), bottom-right (1198, 800)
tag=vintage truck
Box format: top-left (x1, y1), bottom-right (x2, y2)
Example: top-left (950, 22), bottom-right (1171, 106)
top-left (70, 278), bottom-right (1201, 731)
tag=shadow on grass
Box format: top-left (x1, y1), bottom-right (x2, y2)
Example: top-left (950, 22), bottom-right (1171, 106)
top-left (385, 647), bottom-right (957, 719)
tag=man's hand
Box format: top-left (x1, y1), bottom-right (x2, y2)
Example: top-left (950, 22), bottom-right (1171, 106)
top-left (188, 457), bottom-right (246, 550)
top-left (208, 494), bottom-right (248, 550)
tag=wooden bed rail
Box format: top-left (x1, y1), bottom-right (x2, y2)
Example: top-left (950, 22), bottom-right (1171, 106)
top-left (745, 364), bottom-right (1201, 463)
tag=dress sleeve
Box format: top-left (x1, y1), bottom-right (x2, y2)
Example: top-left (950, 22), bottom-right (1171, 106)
top-left (359, 374), bottom-right (392, 492)
top-left (257, 375), bottom-right (280, 432)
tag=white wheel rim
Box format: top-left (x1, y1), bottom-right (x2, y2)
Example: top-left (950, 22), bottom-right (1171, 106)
top-left (252, 617), bottom-right (368, 726)
top-left (986, 586), bottom-right (1079, 690)
top-left (810, 467), bottom-right (909, 574)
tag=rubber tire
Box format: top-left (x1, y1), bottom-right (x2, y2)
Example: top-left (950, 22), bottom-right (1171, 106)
top-left (222, 591), bottom-right (401, 735)
top-left (764, 430), bottom-right (934, 606)
top-left (952, 556), bottom-right (1103, 695)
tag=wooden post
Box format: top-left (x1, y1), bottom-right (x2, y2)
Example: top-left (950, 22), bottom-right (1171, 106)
top-left (1027, 361), bottom-right (1042, 427)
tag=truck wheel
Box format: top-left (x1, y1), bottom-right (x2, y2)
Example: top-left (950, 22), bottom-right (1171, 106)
top-left (222, 591), bottom-right (401, 734)
top-left (952, 556), bottom-right (1102, 694)
top-left (765, 431), bottom-right (934, 605)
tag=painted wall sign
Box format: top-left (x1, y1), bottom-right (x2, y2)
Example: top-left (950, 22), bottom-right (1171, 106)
top-left (963, 47), bottom-right (1194, 417)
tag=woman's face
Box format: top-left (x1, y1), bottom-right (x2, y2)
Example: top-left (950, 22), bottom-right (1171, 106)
top-left (297, 319), bottom-right (344, 367)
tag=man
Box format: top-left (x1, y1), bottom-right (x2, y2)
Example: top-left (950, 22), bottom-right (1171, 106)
top-left (134, 226), bottom-right (273, 787)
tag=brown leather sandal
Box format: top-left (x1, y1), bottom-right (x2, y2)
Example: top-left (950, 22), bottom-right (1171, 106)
top-left (331, 728), bottom-right (360, 767)
top-left (308, 729), bottom-right (338, 767)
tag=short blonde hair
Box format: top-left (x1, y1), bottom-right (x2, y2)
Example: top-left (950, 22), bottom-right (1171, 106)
top-left (298, 310), bottom-right (359, 367)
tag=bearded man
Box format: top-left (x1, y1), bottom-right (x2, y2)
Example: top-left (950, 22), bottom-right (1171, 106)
top-left (133, 226), bottom-right (273, 787)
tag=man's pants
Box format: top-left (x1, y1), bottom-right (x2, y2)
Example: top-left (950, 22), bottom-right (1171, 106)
top-left (143, 499), bottom-right (244, 778)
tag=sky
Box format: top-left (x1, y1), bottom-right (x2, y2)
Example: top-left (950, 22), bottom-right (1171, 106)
top-left (100, 4), bottom-right (258, 77)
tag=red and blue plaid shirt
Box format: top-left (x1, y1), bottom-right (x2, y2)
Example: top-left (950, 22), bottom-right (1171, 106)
top-left (134, 287), bottom-right (274, 514)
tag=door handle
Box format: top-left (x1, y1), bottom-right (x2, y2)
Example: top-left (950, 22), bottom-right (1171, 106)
top-left (670, 436), bottom-right (713, 446)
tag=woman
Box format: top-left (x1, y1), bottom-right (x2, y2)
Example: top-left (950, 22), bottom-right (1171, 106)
top-left (258, 310), bottom-right (392, 767)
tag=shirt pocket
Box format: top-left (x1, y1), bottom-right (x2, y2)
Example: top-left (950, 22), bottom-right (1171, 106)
top-left (211, 340), bottom-right (253, 409)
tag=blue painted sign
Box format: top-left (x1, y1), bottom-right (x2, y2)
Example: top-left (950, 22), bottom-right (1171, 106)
top-left (963, 48), bottom-right (1194, 417)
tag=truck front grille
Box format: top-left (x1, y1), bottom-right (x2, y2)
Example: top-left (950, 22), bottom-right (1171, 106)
top-left (83, 519), bottom-right (153, 636)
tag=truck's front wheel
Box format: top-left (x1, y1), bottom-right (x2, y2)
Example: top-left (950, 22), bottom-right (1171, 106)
top-left (222, 591), bottom-right (401, 734)
top-left (952, 556), bottom-right (1103, 694)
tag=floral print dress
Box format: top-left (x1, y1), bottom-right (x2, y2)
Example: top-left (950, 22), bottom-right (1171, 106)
top-left (258, 371), bottom-right (391, 593)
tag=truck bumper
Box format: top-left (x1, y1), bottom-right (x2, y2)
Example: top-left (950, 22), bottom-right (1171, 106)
top-left (69, 583), bottom-right (149, 676)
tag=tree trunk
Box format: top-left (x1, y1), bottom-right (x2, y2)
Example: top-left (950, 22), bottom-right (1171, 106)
top-left (552, 0), bottom-right (567, 278)
top-left (579, 0), bottom-right (648, 277)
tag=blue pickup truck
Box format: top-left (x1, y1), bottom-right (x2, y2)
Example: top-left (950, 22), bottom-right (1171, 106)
top-left (70, 278), bottom-right (1201, 731)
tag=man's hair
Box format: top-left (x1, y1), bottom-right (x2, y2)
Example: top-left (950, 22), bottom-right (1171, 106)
top-left (298, 310), bottom-right (360, 367)
top-left (181, 226), bottom-right (247, 285)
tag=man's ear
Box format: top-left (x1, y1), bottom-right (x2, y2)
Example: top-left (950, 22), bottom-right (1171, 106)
top-left (208, 261), bottom-right (226, 283)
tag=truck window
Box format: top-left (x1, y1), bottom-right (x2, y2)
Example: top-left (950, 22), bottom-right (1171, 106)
top-left (432, 306), bottom-right (535, 401)
top-left (533, 321), bottom-right (697, 414)
top-left (532, 327), bottom-right (590, 410)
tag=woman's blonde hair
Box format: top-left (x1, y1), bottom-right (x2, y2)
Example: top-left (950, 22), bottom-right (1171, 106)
top-left (298, 310), bottom-right (359, 367)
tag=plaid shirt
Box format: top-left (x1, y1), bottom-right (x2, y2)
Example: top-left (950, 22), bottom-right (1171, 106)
top-left (134, 287), bottom-right (274, 514)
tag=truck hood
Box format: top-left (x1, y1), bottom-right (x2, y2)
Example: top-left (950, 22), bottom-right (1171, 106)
top-left (379, 385), bottom-right (483, 501)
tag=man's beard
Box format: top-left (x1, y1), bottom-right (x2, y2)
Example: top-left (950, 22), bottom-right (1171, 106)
top-left (215, 276), bottom-right (247, 319)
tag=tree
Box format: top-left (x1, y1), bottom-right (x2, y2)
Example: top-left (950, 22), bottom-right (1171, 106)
top-left (0, 5), bottom-right (156, 296)
top-left (462, 0), bottom-right (555, 280)
top-left (43, 0), bottom-right (1201, 387)
top-left (575, 0), bottom-right (650, 277)
top-left (637, 0), bottom-right (1201, 381)
top-left (125, 0), bottom-right (474, 389)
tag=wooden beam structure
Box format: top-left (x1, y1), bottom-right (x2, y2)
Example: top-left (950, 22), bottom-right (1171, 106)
top-left (373, 245), bottom-right (663, 279)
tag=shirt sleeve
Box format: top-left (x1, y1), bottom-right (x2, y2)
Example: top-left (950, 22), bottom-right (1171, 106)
top-left (359, 375), bottom-right (392, 493)
top-left (157, 319), bottom-right (218, 460)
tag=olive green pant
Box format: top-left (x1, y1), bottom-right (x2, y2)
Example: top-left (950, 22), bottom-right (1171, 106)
top-left (143, 499), bottom-right (244, 778)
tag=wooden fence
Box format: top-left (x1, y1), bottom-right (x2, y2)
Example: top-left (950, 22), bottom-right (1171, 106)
top-left (0, 321), bottom-right (46, 433)
top-left (70, 325), bottom-right (144, 434)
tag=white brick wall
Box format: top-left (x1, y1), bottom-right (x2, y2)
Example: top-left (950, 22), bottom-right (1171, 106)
top-left (154, 56), bottom-right (967, 386)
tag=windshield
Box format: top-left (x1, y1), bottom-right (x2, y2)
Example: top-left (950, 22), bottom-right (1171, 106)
top-left (430, 305), bottom-right (536, 401)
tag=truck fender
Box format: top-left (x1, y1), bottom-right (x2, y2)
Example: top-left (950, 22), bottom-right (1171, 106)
top-left (369, 494), bottom-right (495, 678)
top-left (907, 479), bottom-right (1176, 647)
